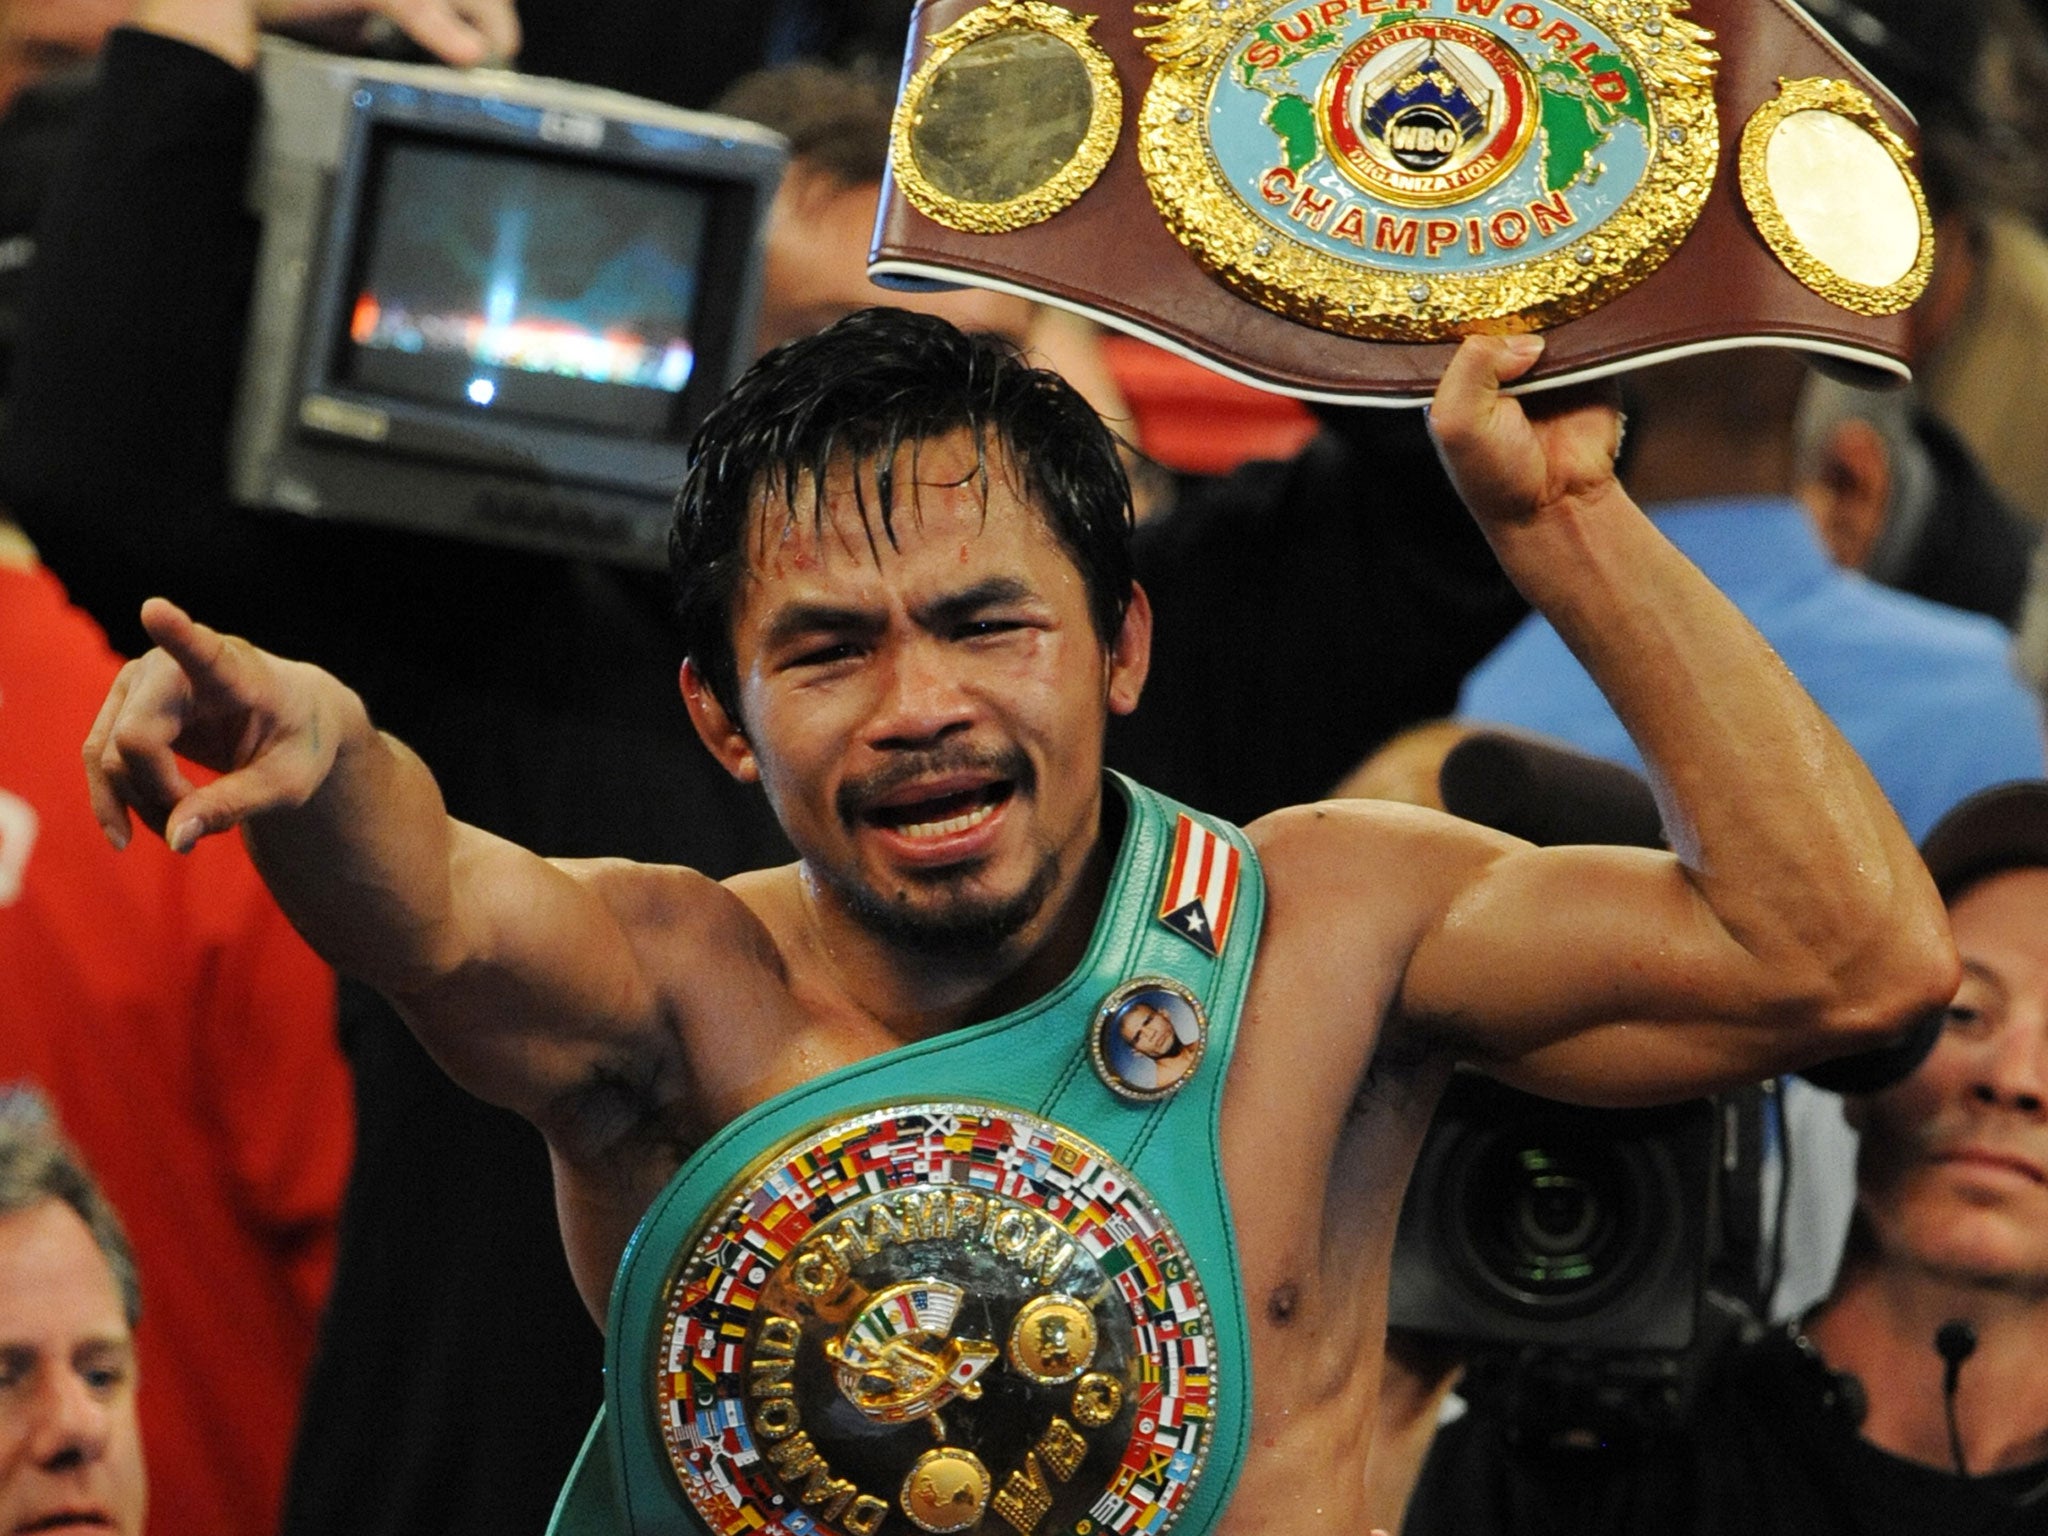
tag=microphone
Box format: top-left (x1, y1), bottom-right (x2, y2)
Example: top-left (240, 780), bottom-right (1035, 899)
top-left (1928, 1319), bottom-right (2048, 1510)
top-left (1936, 1319), bottom-right (1978, 1371)
top-left (1934, 1319), bottom-right (1977, 1477)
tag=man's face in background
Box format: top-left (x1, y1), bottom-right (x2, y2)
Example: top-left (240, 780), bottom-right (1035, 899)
top-left (1851, 865), bottom-right (2048, 1287)
top-left (0, 1197), bottom-right (147, 1536)
top-left (752, 165), bottom-right (1036, 358)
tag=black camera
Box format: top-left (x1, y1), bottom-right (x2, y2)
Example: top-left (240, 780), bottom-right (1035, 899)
top-left (1388, 1071), bottom-right (1725, 1350)
top-left (1387, 731), bottom-right (1763, 1354)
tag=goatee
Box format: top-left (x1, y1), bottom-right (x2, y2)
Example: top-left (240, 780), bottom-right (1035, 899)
top-left (823, 837), bottom-right (1064, 956)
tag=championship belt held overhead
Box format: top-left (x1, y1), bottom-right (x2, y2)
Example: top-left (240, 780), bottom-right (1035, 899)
top-left (871, 0), bottom-right (1934, 401)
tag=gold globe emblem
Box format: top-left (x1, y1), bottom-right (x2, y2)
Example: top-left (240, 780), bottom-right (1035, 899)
top-left (900, 1447), bottom-right (992, 1534)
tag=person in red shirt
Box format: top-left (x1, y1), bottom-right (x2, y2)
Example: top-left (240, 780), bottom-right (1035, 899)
top-left (0, 516), bottom-right (351, 1536)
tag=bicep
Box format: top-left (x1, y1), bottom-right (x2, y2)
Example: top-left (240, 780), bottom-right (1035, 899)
top-left (389, 832), bottom-right (687, 1124)
top-left (1400, 842), bottom-right (1815, 1105)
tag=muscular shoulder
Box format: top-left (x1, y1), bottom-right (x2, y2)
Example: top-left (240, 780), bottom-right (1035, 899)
top-left (557, 857), bottom-right (785, 965)
top-left (1248, 797), bottom-right (1519, 929)
top-left (1238, 799), bottom-right (1519, 1065)
top-left (539, 859), bottom-right (800, 1160)
top-left (553, 858), bottom-right (800, 1061)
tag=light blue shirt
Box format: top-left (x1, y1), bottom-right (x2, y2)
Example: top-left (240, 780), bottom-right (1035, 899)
top-left (1458, 496), bottom-right (2047, 841)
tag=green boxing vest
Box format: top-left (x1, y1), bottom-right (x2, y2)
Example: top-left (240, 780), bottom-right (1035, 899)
top-left (551, 773), bottom-right (1264, 1536)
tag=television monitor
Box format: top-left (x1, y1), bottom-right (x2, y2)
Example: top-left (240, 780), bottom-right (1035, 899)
top-left (229, 39), bottom-right (787, 568)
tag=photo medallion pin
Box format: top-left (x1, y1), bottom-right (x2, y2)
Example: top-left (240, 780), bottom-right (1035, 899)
top-left (654, 1104), bottom-right (1218, 1536)
top-left (1090, 978), bottom-right (1210, 1102)
top-left (1134, 0), bottom-right (1719, 337)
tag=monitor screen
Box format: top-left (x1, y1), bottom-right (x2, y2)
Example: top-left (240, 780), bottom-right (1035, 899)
top-left (336, 130), bottom-right (713, 440)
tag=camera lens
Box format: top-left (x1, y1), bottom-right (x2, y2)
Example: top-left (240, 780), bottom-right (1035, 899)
top-left (1519, 1168), bottom-right (1600, 1258)
top-left (1438, 1116), bottom-right (1668, 1321)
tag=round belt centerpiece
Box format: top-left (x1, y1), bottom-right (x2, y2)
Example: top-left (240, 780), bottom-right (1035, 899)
top-left (1136, 0), bottom-right (1720, 338)
top-left (654, 1104), bottom-right (1218, 1536)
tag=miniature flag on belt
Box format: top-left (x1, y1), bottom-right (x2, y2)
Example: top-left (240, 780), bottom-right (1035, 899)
top-left (1157, 813), bottom-right (1240, 957)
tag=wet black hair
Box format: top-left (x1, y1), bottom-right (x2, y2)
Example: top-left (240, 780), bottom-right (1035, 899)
top-left (670, 306), bottom-right (1136, 720)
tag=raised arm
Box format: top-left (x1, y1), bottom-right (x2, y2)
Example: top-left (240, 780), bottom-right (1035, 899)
top-left (1385, 336), bottom-right (1957, 1100)
top-left (82, 600), bottom-right (691, 1129)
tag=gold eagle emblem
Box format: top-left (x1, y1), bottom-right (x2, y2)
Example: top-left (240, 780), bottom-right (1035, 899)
top-left (824, 1280), bottom-right (1001, 1424)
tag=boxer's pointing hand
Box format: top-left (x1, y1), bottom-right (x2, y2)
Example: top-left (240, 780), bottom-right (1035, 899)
top-left (1426, 332), bottom-right (1626, 532)
top-left (84, 599), bottom-right (352, 853)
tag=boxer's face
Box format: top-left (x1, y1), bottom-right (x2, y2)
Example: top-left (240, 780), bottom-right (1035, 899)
top-left (1850, 866), bottom-right (2048, 1286)
top-left (0, 1199), bottom-right (146, 1536)
top-left (702, 431), bottom-right (1148, 956)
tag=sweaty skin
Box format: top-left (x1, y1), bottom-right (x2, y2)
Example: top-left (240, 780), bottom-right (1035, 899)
top-left (81, 337), bottom-right (1958, 1536)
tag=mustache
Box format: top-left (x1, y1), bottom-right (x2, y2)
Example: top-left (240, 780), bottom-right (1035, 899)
top-left (836, 744), bottom-right (1035, 826)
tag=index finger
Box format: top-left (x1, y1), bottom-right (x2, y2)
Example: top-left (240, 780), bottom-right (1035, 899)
top-left (139, 598), bottom-right (249, 698)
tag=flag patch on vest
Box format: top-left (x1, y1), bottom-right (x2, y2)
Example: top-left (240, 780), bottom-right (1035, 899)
top-left (1157, 813), bottom-right (1241, 957)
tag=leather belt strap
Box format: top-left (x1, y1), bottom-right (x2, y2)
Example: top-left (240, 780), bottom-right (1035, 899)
top-left (550, 773), bottom-right (1265, 1536)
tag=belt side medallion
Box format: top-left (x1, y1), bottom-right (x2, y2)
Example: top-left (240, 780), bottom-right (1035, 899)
top-left (892, 1), bottom-right (1126, 234)
top-left (656, 1104), bottom-right (1218, 1536)
top-left (1134, 0), bottom-right (1719, 338)
top-left (1737, 77), bottom-right (1932, 316)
